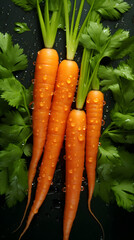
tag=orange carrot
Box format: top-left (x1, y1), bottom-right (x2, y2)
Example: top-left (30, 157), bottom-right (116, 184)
top-left (19, 48), bottom-right (59, 227)
top-left (86, 90), bottom-right (104, 236)
top-left (18, 59), bottom-right (79, 240)
top-left (63, 109), bottom-right (86, 240)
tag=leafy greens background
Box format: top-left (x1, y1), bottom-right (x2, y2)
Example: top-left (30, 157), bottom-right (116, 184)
top-left (0, 1), bottom-right (134, 240)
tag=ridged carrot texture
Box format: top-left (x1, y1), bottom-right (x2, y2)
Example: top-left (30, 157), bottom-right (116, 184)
top-left (18, 59), bottom-right (79, 240)
top-left (63, 109), bottom-right (86, 240)
top-left (86, 90), bottom-right (104, 237)
top-left (19, 48), bottom-right (59, 228)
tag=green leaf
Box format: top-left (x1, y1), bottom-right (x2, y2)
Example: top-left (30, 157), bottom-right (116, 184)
top-left (98, 137), bottom-right (119, 163)
top-left (107, 129), bottom-right (134, 144)
top-left (5, 158), bottom-right (28, 207)
top-left (11, 0), bottom-right (43, 11)
top-left (91, 0), bottom-right (130, 20)
top-left (2, 111), bottom-right (26, 126)
top-left (0, 32), bottom-right (28, 72)
top-left (111, 112), bottom-right (134, 130)
top-left (14, 22), bottom-right (30, 34)
top-left (94, 180), bottom-right (114, 203)
top-left (80, 21), bottom-right (111, 52)
top-left (0, 65), bottom-right (12, 79)
top-left (0, 77), bottom-right (25, 108)
top-left (112, 181), bottom-right (134, 212)
top-left (111, 36), bottom-right (134, 60)
top-left (23, 143), bottom-right (32, 157)
top-left (0, 144), bottom-right (23, 168)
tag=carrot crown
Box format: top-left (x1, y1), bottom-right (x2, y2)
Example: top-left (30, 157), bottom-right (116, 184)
top-left (63, 0), bottom-right (95, 60)
top-left (37, 0), bottom-right (62, 48)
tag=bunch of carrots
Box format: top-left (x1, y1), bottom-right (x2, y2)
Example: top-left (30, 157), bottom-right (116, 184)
top-left (18, 1), bottom-right (106, 240)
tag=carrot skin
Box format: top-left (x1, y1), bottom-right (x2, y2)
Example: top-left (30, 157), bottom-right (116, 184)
top-left (19, 59), bottom-right (79, 239)
top-left (63, 109), bottom-right (86, 240)
top-left (20, 48), bottom-right (59, 227)
top-left (86, 90), bottom-right (104, 208)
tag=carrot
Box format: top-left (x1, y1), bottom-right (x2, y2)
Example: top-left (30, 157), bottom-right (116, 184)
top-left (86, 90), bottom-right (104, 236)
top-left (21, 48), bottom-right (59, 225)
top-left (18, 59), bottom-right (79, 240)
top-left (16, 0), bottom-right (62, 230)
top-left (63, 109), bottom-right (86, 240)
top-left (19, 0), bottom-right (91, 238)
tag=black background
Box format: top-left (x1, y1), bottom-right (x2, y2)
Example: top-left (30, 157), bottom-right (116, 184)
top-left (0, 1), bottom-right (134, 240)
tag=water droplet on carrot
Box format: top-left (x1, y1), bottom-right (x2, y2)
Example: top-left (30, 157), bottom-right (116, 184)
top-left (71, 122), bottom-right (75, 127)
top-left (45, 86), bottom-right (49, 90)
top-left (78, 134), bottom-right (84, 142)
top-left (87, 99), bottom-right (90, 104)
top-left (72, 185), bottom-right (76, 190)
top-left (64, 105), bottom-right (68, 111)
top-left (67, 78), bottom-right (71, 84)
top-left (48, 176), bottom-right (52, 181)
top-left (94, 98), bottom-right (99, 103)
top-left (78, 126), bottom-right (81, 131)
top-left (51, 162), bottom-right (55, 168)
top-left (53, 138), bottom-right (57, 143)
top-left (69, 118), bottom-right (72, 122)
top-left (68, 92), bottom-right (72, 98)
top-left (88, 157), bottom-right (93, 163)
top-left (62, 95), bottom-right (65, 99)
top-left (43, 75), bottom-right (47, 80)
top-left (83, 126), bottom-right (86, 131)
top-left (90, 119), bottom-right (94, 123)
top-left (68, 169), bottom-right (73, 174)
top-left (55, 127), bottom-right (58, 132)
top-left (38, 65), bottom-right (42, 69)
top-left (70, 205), bottom-right (73, 209)
top-left (68, 143), bottom-right (71, 148)
top-left (40, 92), bottom-right (44, 98)
top-left (40, 102), bottom-right (44, 107)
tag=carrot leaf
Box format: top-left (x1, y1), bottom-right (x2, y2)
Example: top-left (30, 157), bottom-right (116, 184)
top-left (5, 158), bottom-right (28, 208)
top-left (0, 32), bottom-right (28, 72)
top-left (11, 0), bottom-right (43, 11)
top-left (0, 31), bottom-right (32, 207)
top-left (76, 21), bottom-right (129, 109)
top-left (87, 0), bottom-right (130, 20)
top-left (37, 0), bottom-right (67, 48)
top-left (14, 22), bottom-right (30, 34)
top-left (95, 52), bottom-right (134, 212)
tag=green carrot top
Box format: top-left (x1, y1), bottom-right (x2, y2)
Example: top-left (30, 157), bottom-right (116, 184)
top-left (63, 0), bottom-right (94, 60)
top-left (75, 0), bottom-right (131, 109)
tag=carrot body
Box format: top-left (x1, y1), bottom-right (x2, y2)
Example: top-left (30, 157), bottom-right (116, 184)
top-left (63, 109), bottom-right (86, 240)
top-left (86, 90), bottom-right (104, 209)
top-left (19, 59), bottom-right (79, 239)
top-left (21, 48), bottom-right (59, 226)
